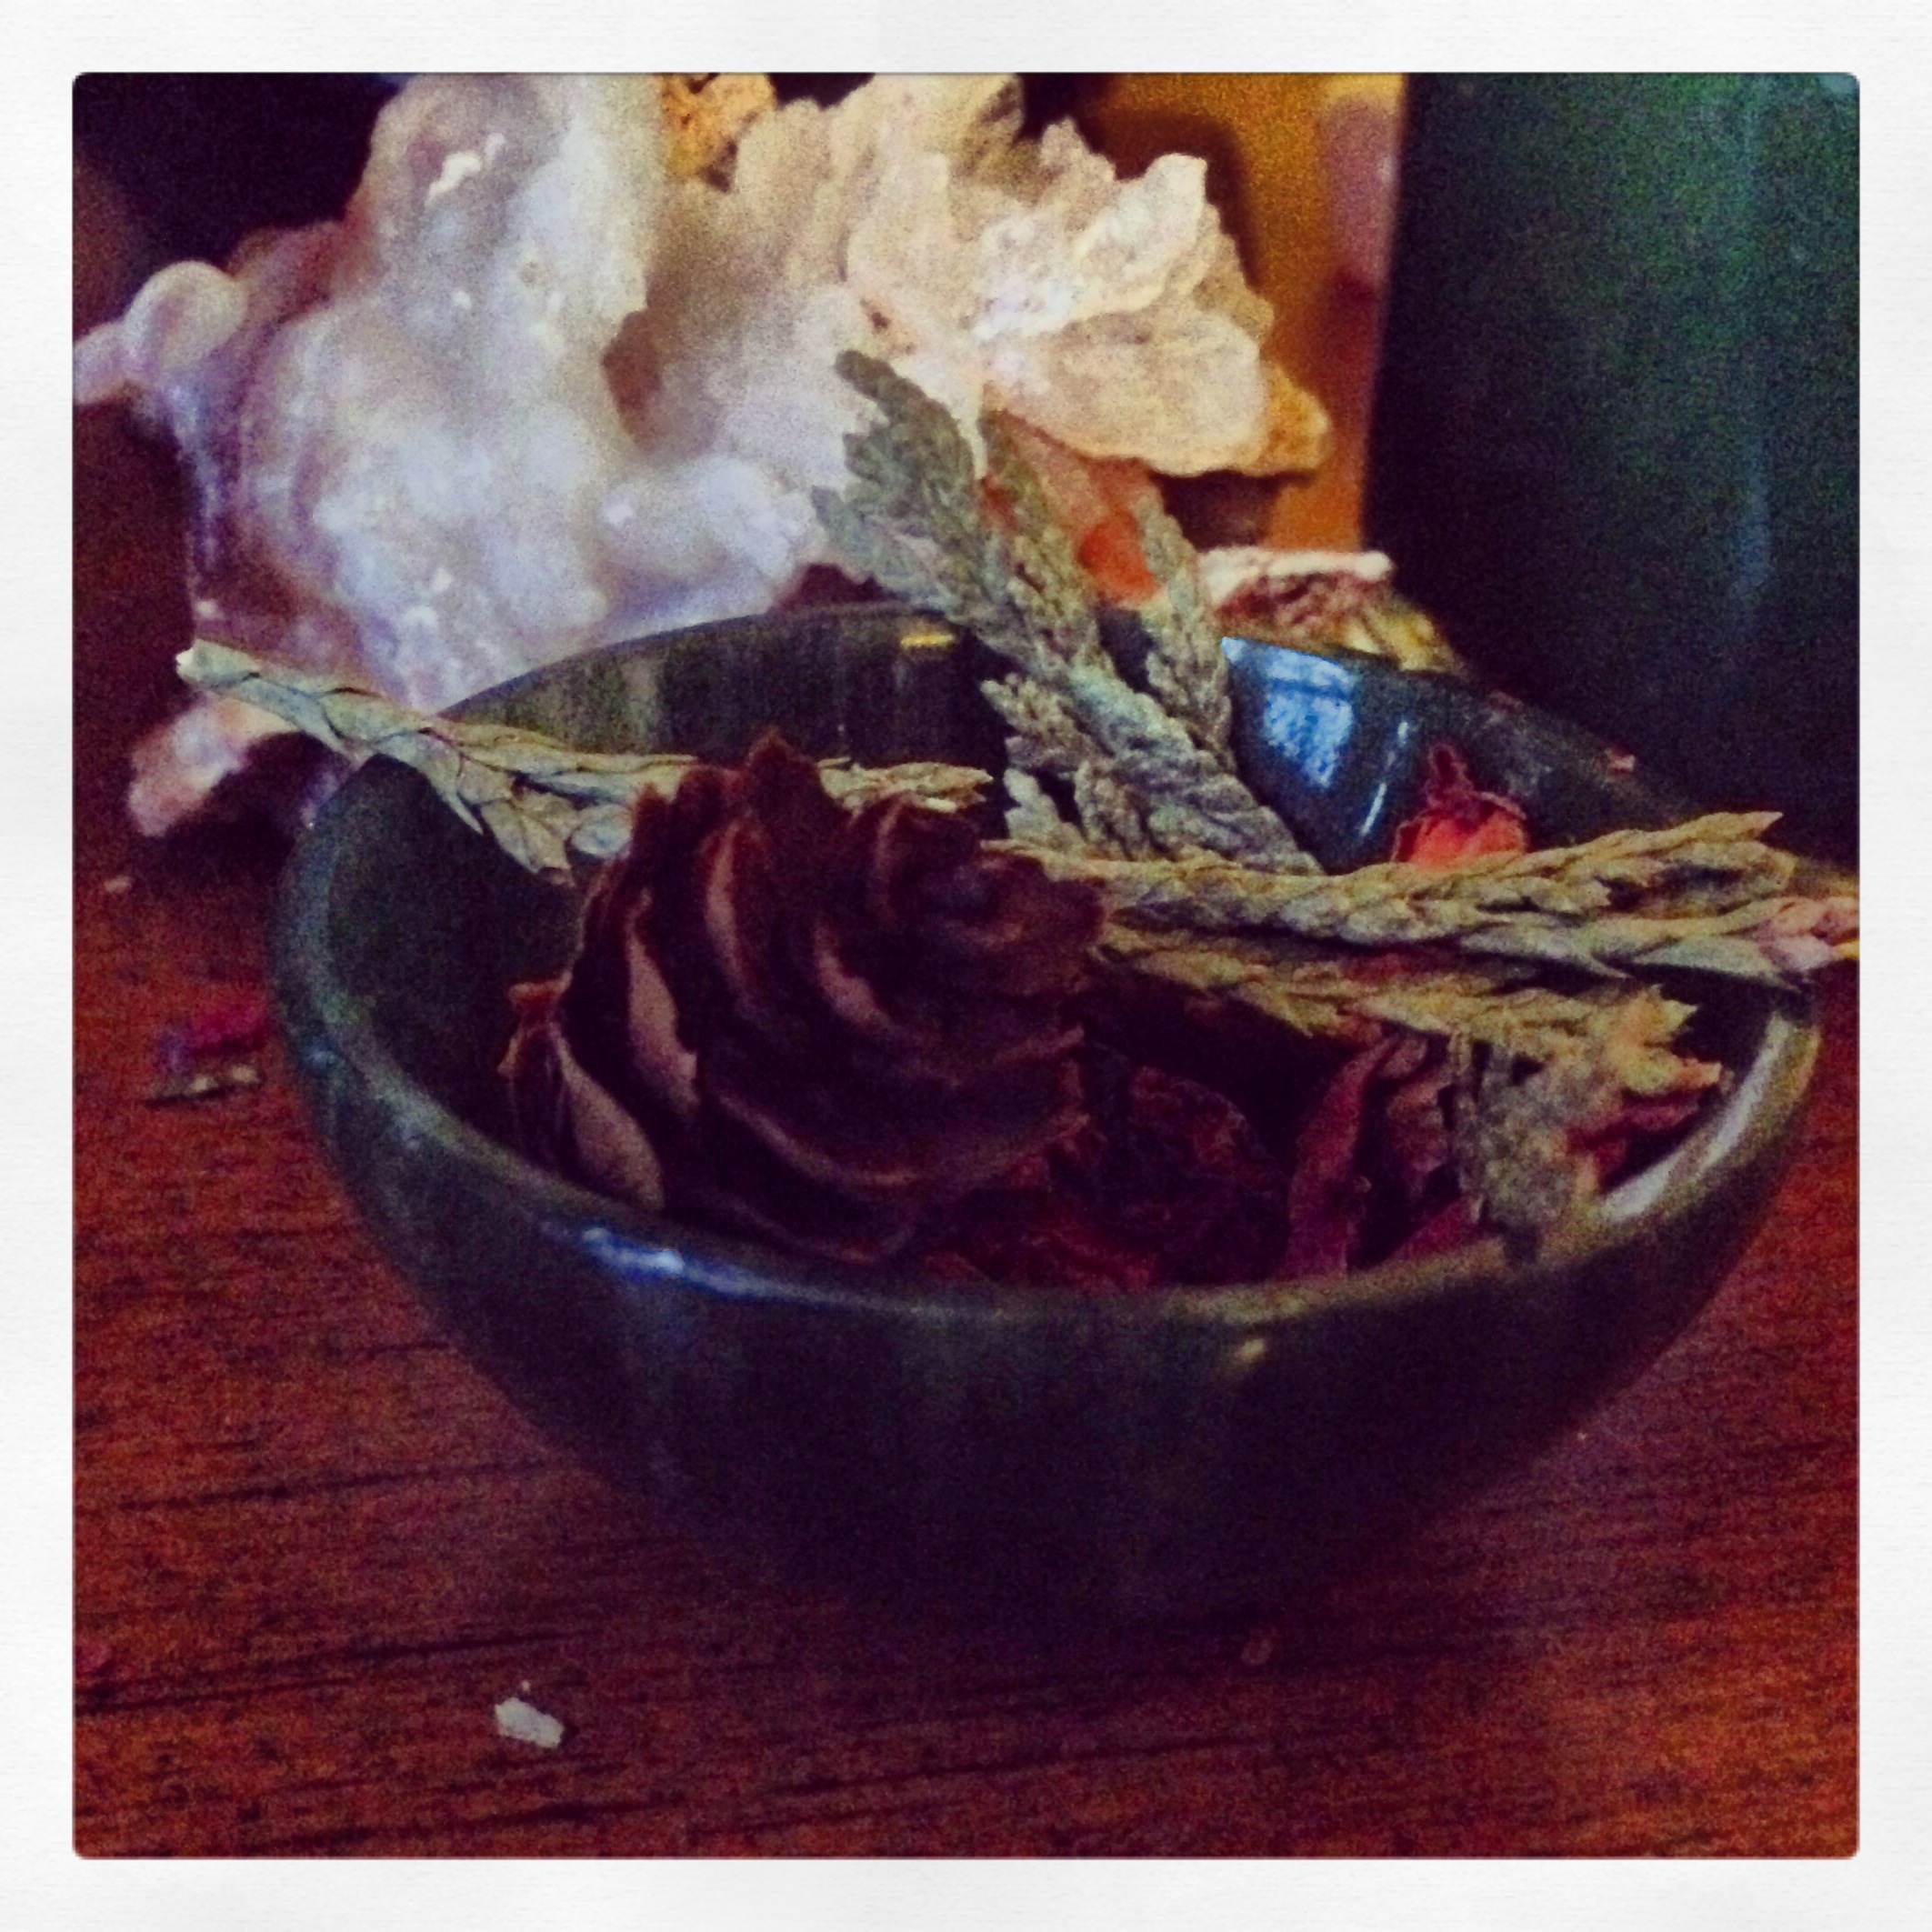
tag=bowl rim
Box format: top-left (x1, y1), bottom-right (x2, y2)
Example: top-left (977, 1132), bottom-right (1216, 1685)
top-left (275, 620), bottom-right (1823, 1332)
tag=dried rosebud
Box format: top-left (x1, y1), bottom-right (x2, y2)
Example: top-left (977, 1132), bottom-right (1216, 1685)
top-left (1280, 1031), bottom-right (1467, 1276)
top-left (1282, 1036), bottom-right (1405, 1277)
top-left (925, 1046), bottom-right (1291, 1290)
top-left (502, 733), bottom-right (1106, 1263)
top-left (1076, 1050), bottom-right (1290, 1286)
top-left (1391, 743), bottom-right (1529, 868)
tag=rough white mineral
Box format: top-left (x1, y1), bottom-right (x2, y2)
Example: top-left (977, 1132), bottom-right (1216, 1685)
top-left (75, 73), bottom-right (1329, 833)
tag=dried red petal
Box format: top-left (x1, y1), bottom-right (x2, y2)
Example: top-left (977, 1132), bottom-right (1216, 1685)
top-left (1076, 516), bottom-right (1163, 604)
top-left (1281, 1037), bottom-right (1400, 1277)
top-left (1388, 1195), bottom-right (1481, 1262)
top-left (1391, 743), bottom-right (1529, 868)
top-left (1577, 1090), bottom-right (1708, 1186)
top-left (917, 1046), bottom-right (1295, 1291)
top-left (987, 415), bottom-right (1164, 605)
top-left (1094, 1058), bottom-right (1290, 1286)
top-left (932, 1184), bottom-right (1162, 1293)
top-left (1379, 1051), bottom-right (1457, 1206)
top-left (183, 991), bottom-right (271, 1054)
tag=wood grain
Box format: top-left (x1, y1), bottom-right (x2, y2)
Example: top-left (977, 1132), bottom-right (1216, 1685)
top-left (71, 148), bottom-right (1856, 1858)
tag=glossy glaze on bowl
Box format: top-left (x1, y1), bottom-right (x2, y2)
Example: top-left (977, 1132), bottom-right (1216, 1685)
top-left (272, 608), bottom-right (1817, 1620)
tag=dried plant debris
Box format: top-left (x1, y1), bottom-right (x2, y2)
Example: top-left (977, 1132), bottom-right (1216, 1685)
top-left (814, 352), bottom-right (1319, 875)
top-left (760, 360), bottom-right (1855, 1263)
top-left (179, 639), bottom-right (989, 877)
top-left (1451, 997), bottom-right (1720, 1246)
top-left (172, 339), bottom-right (1856, 1277)
top-left (486, 735), bottom-right (1760, 1282)
top-left (145, 1063), bottom-right (264, 1106)
top-left (144, 990), bottom-right (274, 1106)
top-left (1200, 546), bottom-right (1467, 676)
top-left (1032, 814), bottom-right (1853, 991)
top-left (922, 1046), bottom-right (1292, 1289)
top-left (1281, 1036), bottom-right (1406, 1276)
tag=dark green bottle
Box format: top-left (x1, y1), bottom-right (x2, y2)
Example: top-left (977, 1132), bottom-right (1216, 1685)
top-left (1365, 75), bottom-right (1857, 858)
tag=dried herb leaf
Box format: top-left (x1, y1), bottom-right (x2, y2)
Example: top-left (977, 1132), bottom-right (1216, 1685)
top-left (177, 639), bottom-right (991, 878)
top-left (1452, 996), bottom-right (1723, 1244)
top-left (1027, 815), bottom-right (1852, 989)
top-left (815, 352), bottom-right (1318, 875)
top-left (1096, 924), bottom-right (1713, 1083)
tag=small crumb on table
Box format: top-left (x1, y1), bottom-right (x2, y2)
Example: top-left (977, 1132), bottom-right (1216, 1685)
top-left (493, 1694), bottom-right (566, 1749)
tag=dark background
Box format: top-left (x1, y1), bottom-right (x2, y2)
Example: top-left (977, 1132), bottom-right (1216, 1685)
top-left (72, 75), bottom-right (1106, 268)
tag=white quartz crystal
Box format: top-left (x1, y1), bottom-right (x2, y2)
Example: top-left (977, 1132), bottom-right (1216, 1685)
top-left (77, 74), bottom-right (1312, 832)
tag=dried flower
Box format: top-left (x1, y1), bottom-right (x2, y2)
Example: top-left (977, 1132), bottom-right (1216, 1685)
top-left (503, 734), bottom-right (1106, 1262)
top-left (1391, 743), bottom-right (1530, 868)
top-left (1199, 547), bottom-right (1467, 676)
top-left (920, 1046), bottom-right (1291, 1289)
top-left (1282, 1036), bottom-right (1412, 1276)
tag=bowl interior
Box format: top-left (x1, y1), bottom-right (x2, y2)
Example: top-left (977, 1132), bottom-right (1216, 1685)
top-left (322, 606), bottom-right (1765, 1163)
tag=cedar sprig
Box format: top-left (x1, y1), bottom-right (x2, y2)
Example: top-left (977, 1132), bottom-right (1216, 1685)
top-left (1448, 981), bottom-right (1726, 1243)
top-left (813, 351), bottom-right (1319, 875)
top-left (177, 639), bottom-right (991, 878)
top-left (976, 674), bottom-right (1155, 854)
top-left (981, 415), bottom-right (1116, 681)
top-left (1452, 1041), bottom-right (1597, 1243)
top-left (1131, 491), bottom-right (1235, 755)
top-left (999, 768), bottom-right (1090, 854)
top-left (1096, 924), bottom-right (1717, 1094)
top-left (1026, 813), bottom-right (1856, 989)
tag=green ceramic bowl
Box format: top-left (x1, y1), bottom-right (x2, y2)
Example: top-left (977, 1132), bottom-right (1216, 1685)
top-left (271, 606), bottom-right (1818, 1622)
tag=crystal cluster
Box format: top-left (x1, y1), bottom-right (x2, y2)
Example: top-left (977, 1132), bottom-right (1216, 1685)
top-left (75, 74), bottom-right (1327, 834)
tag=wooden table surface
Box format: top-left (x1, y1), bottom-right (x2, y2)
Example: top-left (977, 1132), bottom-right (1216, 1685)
top-left (71, 177), bottom-right (1857, 1858)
